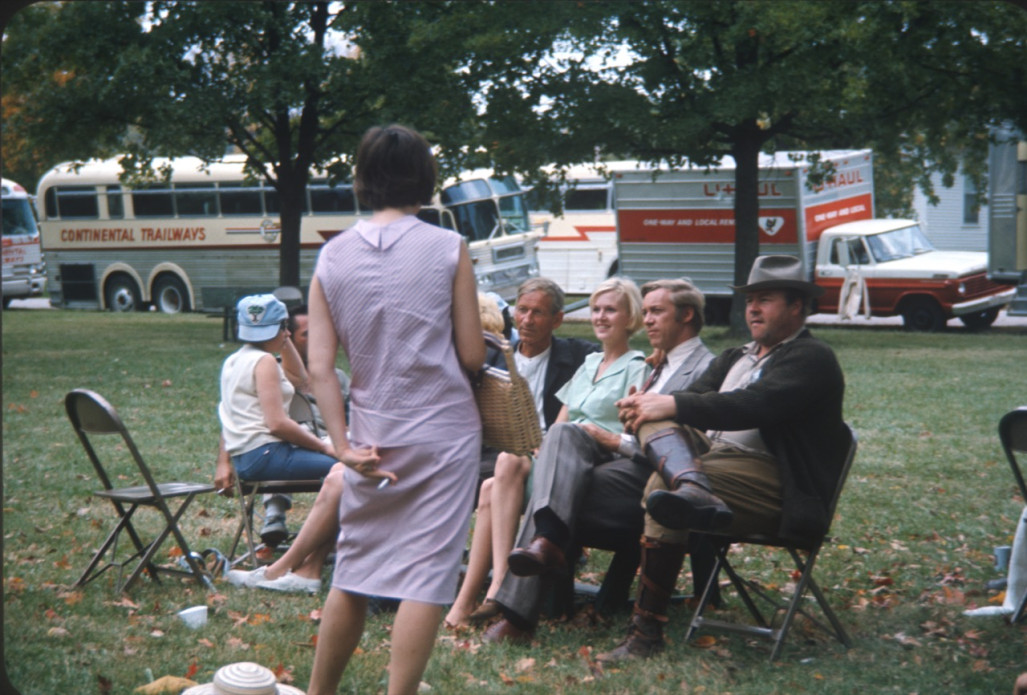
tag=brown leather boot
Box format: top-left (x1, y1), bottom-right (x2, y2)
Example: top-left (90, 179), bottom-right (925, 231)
top-left (644, 427), bottom-right (733, 531)
top-left (597, 537), bottom-right (687, 665)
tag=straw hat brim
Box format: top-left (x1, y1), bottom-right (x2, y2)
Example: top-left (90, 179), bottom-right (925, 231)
top-left (182, 684), bottom-right (305, 695)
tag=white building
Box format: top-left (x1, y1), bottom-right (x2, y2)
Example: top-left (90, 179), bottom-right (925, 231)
top-left (911, 168), bottom-right (987, 252)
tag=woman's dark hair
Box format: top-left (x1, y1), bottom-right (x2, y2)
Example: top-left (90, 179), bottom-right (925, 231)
top-left (353, 125), bottom-right (437, 210)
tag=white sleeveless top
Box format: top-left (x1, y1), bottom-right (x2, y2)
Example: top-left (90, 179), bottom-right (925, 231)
top-left (218, 344), bottom-right (295, 455)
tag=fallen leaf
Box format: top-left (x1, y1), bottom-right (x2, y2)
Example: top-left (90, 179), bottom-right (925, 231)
top-left (61, 590), bottom-right (84, 606)
top-left (108, 597), bottom-right (140, 610)
top-left (515, 657), bottom-right (535, 673)
top-left (272, 663), bottom-right (294, 684)
top-left (133, 675), bottom-right (198, 694)
top-left (692, 635), bottom-right (717, 649)
top-left (47, 626), bottom-right (70, 638)
top-left (185, 662), bottom-right (198, 679)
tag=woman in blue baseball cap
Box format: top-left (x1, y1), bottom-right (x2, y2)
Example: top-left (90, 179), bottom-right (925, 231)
top-left (217, 293), bottom-right (342, 592)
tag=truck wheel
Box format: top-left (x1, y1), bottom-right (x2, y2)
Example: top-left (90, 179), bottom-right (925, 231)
top-left (902, 298), bottom-right (945, 332)
top-left (959, 307), bottom-right (1000, 331)
top-left (104, 274), bottom-right (141, 312)
top-left (153, 275), bottom-right (191, 314)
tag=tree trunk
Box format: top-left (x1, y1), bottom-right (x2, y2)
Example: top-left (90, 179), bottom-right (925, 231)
top-left (729, 133), bottom-right (763, 336)
top-left (276, 179), bottom-right (305, 289)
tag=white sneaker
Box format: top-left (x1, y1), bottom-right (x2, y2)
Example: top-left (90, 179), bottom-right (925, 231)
top-left (254, 571), bottom-right (321, 594)
top-left (225, 566), bottom-right (268, 588)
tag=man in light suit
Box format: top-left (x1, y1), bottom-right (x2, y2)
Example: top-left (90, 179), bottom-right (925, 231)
top-left (484, 279), bottom-right (714, 644)
top-left (478, 277), bottom-right (598, 484)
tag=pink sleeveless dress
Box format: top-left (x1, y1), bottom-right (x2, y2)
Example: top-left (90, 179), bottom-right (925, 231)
top-left (315, 215), bottom-right (481, 604)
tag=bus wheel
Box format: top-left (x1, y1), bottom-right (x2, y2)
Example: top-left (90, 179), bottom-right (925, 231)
top-left (154, 275), bottom-right (191, 314)
top-left (104, 274), bottom-right (141, 312)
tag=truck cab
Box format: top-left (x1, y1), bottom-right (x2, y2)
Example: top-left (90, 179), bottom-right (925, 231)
top-left (815, 219), bottom-right (1015, 330)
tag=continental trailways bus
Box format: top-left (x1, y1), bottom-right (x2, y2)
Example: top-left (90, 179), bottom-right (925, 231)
top-left (36, 155), bottom-right (541, 312)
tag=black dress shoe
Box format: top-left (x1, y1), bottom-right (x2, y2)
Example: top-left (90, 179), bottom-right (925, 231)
top-left (507, 536), bottom-right (566, 577)
top-left (482, 618), bottom-right (532, 645)
top-left (646, 483), bottom-right (733, 531)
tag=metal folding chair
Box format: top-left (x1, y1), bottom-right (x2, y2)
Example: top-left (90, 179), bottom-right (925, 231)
top-left (65, 389), bottom-right (215, 593)
top-left (685, 424), bottom-right (857, 660)
top-left (999, 406), bottom-right (1027, 623)
top-left (226, 392), bottom-right (327, 568)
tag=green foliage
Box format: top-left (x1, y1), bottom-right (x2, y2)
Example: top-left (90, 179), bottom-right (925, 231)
top-left (3, 309), bottom-right (1027, 694)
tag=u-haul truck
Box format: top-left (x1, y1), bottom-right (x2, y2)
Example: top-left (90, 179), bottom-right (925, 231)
top-left (615, 149), bottom-right (1013, 330)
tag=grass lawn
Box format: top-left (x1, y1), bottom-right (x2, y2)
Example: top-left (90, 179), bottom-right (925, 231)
top-left (2, 308), bottom-right (1026, 694)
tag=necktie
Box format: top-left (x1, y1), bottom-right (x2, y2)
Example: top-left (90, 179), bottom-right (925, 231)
top-left (641, 359), bottom-right (666, 393)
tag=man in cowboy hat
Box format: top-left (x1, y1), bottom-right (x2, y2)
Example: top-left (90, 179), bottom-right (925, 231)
top-left (596, 254), bottom-right (848, 664)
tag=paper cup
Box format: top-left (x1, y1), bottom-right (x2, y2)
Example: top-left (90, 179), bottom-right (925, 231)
top-left (177, 605), bottom-right (208, 629)
top-left (995, 545), bottom-right (1012, 572)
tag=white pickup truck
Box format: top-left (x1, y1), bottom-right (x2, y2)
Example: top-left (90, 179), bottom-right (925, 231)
top-left (814, 219), bottom-right (1015, 331)
top-left (614, 150), bottom-right (1014, 330)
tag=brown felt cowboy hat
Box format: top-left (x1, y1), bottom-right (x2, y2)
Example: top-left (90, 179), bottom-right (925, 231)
top-left (731, 255), bottom-right (824, 298)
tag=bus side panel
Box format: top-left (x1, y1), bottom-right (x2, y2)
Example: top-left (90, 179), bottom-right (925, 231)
top-left (534, 211), bottom-right (617, 293)
top-left (45, 246), bottom-right (324, 311)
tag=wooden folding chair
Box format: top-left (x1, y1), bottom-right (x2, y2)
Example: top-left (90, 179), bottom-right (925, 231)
top-left (226, 392), bottom-right (327, 568)
top-left (999, 406), bottom-right (1027, 623)
top-left (65, 389), bottom-right (215, 593)
top-left (685, 424), bottom-right (857, 660)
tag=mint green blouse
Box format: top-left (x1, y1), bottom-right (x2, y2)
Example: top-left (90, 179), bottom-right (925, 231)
top-left (556, 350), bottom-right (648, 433)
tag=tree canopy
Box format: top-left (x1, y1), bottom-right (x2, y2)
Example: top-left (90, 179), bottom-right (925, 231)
top-left (1, 1), bottom-right (475, 286)
top-left (3, 1), bottom-right (1025, 305)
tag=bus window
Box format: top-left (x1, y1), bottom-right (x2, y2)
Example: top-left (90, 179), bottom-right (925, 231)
top-left (450, 199), bottom-right (499, 242)
top-left (175, 183), bottom-right (218, 217)
top-left (218, 183), bottom-right (263, 215)
top-left (498, 193), bottom-right (531, 233)
top-left (488, 175), bottom-right (520, 196)
top-left (106, 186), bottom-right (124, 219)
top-left (309, 181), bottom-right (356, 214)
top-left (265, 187), bottom-right (309, 215)
top-left (441, 179), bottom-right (492, 206)
top-left (2, 191), bottom-right (37, 237)
top-left (45, 186), bottom-right (100, 219)
top-left (132, 185), bottom-right (175, 217)
top-left (564, 186), bottom-right (609, 211)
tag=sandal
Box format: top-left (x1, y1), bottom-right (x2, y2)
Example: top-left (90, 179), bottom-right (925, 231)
top-left (468, 598), bottom-right (500, 624)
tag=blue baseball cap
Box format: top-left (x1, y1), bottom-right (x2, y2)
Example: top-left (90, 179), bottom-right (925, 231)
top-left (236, 294), bottom-right (288, 342)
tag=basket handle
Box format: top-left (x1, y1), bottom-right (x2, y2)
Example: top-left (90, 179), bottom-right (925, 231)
top-left (482, 331), bottom-right (520, 375)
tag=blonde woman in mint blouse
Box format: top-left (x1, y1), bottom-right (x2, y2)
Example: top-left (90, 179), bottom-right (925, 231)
top-left (445, 276), bottom-right (645, 628)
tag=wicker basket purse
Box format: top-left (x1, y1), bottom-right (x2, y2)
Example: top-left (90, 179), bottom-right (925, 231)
top-left (472, 332), bottom-right (543, 455)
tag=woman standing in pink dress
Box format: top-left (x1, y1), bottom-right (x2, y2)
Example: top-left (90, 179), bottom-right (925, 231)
top-left (305, 125), bottom-right (485, 695)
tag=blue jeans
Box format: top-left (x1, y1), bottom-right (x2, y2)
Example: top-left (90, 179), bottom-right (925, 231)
top-left (233, 441), bottom-right (337, 481)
